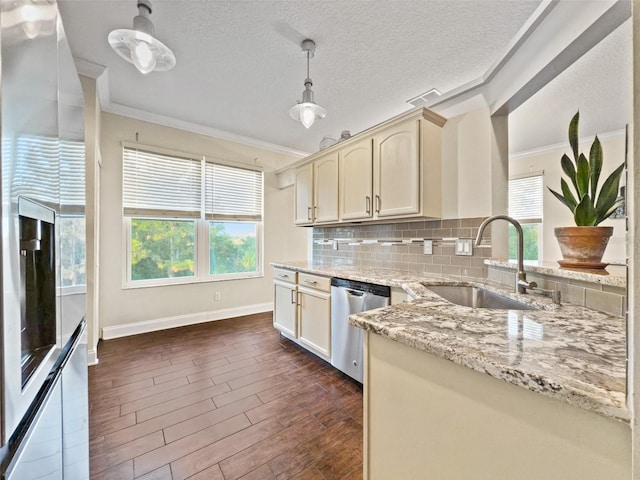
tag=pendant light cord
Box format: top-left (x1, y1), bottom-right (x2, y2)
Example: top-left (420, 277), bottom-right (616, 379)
top-left (306, 49), bottom-right (310, 79)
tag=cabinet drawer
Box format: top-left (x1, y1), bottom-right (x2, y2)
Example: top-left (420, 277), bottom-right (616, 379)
top-left (273, 268), bottom-right (296, 283)
top-left (298, 273), bottom-right (330, 292)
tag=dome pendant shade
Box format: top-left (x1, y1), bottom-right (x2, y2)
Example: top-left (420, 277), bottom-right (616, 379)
top-left (108, 0), bottom-right (176, 74)
top-left (289, 39), bottom-right (326, 128)
top-left (289, 78), bottom-right (327, 129)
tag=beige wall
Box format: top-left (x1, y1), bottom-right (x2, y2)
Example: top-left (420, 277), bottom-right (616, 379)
top-left (510, 134), bottom-right (626, 263)
top-left (79, 74), bottom-right (101, 363)
top-left (98, 113), bottom-right (307, 332)
top-left (441, 108), bottom-right (508, 218)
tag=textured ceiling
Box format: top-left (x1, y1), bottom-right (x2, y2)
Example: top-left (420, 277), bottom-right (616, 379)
top-left (58, 0), bottom-right (542, 155)
top-left (509, 19), bottom-right (631, 155)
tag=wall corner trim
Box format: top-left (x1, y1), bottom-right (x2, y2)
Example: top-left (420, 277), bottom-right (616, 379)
top-left (100, 302), bottom-right (274, 340)
top-left (87, 349), bottom-right (99, 366)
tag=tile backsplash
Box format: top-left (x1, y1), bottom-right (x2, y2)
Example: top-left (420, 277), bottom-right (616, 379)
top-left (312, 218), bottom-right (492, 279)
top-left (488, 265), bottom-right (627, 317)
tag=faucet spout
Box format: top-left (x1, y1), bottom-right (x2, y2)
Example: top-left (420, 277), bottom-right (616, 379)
top-left (475, 215), bottom-right (530, 294)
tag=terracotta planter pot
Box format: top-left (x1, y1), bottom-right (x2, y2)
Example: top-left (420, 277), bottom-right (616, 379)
top-left (554, 226), bottom-right (613, 269)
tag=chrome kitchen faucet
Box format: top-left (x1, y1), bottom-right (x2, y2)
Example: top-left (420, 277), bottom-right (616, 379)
top-left (474, 215), bottom-right (535, 295)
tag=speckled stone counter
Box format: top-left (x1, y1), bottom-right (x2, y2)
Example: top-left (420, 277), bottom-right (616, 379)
top-left (485, 259), bottom-right (626, 288)
top-left (271, 261), bottom-right (628, 422)
top-left (270, 260), bottom-right (454, 288)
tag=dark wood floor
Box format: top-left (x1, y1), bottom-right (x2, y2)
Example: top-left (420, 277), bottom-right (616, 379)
top-left (89, 312), bottom-right (364, 480)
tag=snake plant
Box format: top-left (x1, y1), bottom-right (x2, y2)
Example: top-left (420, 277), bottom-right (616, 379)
top-left (548, 111), bottom-right (625, 226)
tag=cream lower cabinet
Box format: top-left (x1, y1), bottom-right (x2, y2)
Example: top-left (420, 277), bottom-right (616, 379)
top-left (272, 269), bottom-right (331, 360)
top-left (363, 332), bottom-right (631, 480)
top-left (298, 286), bottom-right (331, 358)
top-left (273, 269), bottom-right (298, 337)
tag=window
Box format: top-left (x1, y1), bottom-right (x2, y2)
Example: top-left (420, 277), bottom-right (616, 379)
top-left (508, 173), bottom-right (543, 261)
top-left (123, 145), bottom-right (263, 287)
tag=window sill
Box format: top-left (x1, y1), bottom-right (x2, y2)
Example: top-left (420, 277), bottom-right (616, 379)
top-left (122, 272), bottom-right (264, 290)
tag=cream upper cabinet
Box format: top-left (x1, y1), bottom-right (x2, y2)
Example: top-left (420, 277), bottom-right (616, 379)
top-left (373, 120), bottom-right (420, 218)
top-left (291, 107), bottom-right (445, 226)
top-left (294, 163), bottom-right (313, 225)
top-left (313, 152), bottom-right (339, 224)
top-left (339, 138), bottom-right (373, 221)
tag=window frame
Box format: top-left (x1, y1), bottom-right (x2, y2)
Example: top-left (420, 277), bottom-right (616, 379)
top-left (121, 144), bottom-right (263, 289)
top-left (508, 171), bottom-right (544, 261)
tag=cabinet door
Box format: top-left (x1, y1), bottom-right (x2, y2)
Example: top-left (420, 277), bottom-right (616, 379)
top-left (339, 138), bottom-right (373, 221)
top-left (273, 281), bottom-right (298, 337)
top-left (294, 164), bottom-right (313, 225)
top-left (374, 120), bottom-right (420, 217)
top-left (313, 152), bottom-right (339, 224)
top-left (298, 287), bottom-right (331, 358)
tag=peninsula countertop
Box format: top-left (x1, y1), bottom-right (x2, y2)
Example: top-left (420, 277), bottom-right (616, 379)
top-left (270, 261), bottom-right (628, 422)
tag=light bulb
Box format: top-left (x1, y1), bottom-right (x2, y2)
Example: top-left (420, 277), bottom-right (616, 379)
top-left (131, 40), bottom-right (156, 74)
top-left (20, 4), bottom-right (41, 39)
top-left (300, 104), bottom-right (316, 129)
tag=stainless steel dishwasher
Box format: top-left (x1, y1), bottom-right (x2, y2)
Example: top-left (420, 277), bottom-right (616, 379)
top-left (331, 278), bottom-right (390, 383)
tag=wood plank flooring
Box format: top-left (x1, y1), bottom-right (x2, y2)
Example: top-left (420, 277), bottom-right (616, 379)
top-left (89, 312), bottom-right (364, 480)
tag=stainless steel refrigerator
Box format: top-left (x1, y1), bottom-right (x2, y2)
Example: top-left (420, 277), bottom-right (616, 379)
top-left (0, 1), bottom-right (89, 478)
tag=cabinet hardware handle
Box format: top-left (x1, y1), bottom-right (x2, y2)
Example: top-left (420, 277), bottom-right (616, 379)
top-left (304, 279), bottom-right (317, 285)
top-left (307, 207), bottom-right (311, 221)
top-left (290, 289), bottom-right (296, 304)
top-left (365, 196), bottom-right (371, 214)
top-left (279, 273), bottom-right (288, 278)
top-left (375, 195), bottom-right (381, 213)
top-left (313, 206), bottom-right (317, 221)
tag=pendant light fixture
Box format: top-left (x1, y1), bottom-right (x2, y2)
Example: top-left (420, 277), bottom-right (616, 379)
top-left (108, 0), bottom-right (176, 75)
top-left (289, 39), bottom-right (326, 129)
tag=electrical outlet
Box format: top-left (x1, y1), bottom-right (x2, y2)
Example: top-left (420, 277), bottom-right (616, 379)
top-left (423, 239), bottom-right (433, 255)
top-left (214, 291), bottom-right (221, 301)
top-left (455, 238), bottom-right (473, 256)
top-left (332, 240), bottom-right (338, 250)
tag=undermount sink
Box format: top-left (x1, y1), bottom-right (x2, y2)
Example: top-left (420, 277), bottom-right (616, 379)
top-left (425, 285), bottom-right (534, 310)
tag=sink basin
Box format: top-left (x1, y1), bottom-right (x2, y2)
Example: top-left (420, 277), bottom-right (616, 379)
top-left (425, 285), bottom-right (534, 310)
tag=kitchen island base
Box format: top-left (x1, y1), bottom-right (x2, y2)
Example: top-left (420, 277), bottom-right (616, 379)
top-left (363, 332), bottom-right (630, 480)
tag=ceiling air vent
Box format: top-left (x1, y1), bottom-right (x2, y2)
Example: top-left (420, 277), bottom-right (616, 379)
top-left (407, 88), bottom-right (442, 108)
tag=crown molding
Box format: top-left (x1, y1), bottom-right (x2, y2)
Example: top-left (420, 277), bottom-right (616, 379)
top-left (102, 102), bottom-right (309, 159)
top-left (74, 57), bottom-right (309, 160)
top-left (510, 128), bottom-right (625, 160)
top-left (427, 0), bottom-right (629, 119)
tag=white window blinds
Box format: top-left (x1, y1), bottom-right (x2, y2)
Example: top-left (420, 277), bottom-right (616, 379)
top-left (14, 135), bottom-right (59, 206)
top-left (508, 173), bottom-right (543, 223)
top-left (123, 146), bottom-right (263, 221)
top-left (205, 162), bottom-right (263, 221)
top-left (60, 139), bottom-right (86, 212)
top-left (123, 147), bottom-right (202, 217)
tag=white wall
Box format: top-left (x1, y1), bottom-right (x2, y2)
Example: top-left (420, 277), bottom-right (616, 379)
top-left (510, 133), bottom-right (626, 264)
top-left (441, 107), bottom-right (508, 241)
top-left (98, 113), bottom-right (307, 334)
top-left (79, 74), bottom-right (101, 364)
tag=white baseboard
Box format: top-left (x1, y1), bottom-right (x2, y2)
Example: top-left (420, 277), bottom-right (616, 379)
top-left (101, 302), bottom-right (273, 340)
top-left (87, 349), bottom-right (99, 366)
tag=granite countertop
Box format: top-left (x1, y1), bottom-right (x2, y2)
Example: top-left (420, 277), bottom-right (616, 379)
top-left (270, 261), bottom-right (455, 288)
top-left (271, 261), bottom-right (628, 422)
top-left (485, 259), bottom-right (626, 288)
